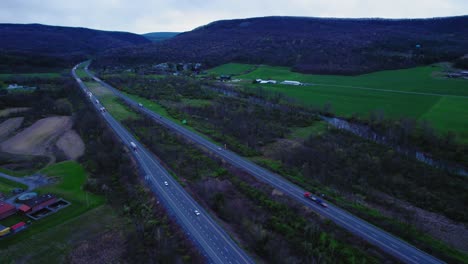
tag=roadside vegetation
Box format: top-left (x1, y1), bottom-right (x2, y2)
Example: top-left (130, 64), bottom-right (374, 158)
top-left (99, 71), bottom-right (468, 263)
top-left (123, 116), bottom-right (383, 263)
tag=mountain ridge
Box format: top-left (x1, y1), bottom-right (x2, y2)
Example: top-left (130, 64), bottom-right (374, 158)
top-left (96, 15), bottom-right (468, 75)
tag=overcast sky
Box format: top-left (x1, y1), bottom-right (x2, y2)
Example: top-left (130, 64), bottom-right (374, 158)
top-left (1, 0), bottom-right (467, 33)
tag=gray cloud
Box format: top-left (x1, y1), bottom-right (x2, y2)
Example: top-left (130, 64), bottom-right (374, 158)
top-left (1, 0), bottom-right (467, 33)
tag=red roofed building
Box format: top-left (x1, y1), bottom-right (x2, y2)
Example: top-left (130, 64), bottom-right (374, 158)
top-left (18, 204), bottom-right (31, 214)
top-left (23, 193), bottom-right (56, 213)
top-left (0, 202), bottom-right (16, 220)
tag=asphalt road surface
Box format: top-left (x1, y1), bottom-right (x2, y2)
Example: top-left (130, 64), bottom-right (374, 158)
top-left (84, 64), bottom-right (446, 264)
top-left (72, 64), bottom-right (254, 264)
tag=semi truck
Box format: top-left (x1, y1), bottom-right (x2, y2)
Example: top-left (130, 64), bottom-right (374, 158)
top-left (304, 192), bottom-right (328, 208)
top-left (130, 142), bottom-right (137, 151)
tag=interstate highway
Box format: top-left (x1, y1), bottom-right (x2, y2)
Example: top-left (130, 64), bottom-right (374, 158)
top-left (72, 64), bottom-right (254, 264)
top-left (84, 64), bottom-right (445, 264)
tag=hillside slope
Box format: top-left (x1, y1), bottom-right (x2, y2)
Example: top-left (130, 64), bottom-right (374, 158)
top-left (0, 23), bottom-right (150, 72)
top-left (97, 16), bottom-right (468, 74)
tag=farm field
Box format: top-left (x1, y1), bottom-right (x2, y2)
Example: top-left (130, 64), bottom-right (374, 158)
top-left (210, 63), bottom-right (468, 142)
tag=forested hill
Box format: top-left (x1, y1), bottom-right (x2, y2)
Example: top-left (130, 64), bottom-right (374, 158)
top-left (0, 23), bottom-right (150, 72)
top-left (96, 16), bottom-right (468, 75)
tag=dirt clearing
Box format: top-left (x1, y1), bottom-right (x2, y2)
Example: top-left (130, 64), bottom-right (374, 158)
top-left (56, 130), bottom-right (85, 160)
top-left (0, 116), bottom-right (72, 156)
top-left (0, 117), bottom-right (24, 141)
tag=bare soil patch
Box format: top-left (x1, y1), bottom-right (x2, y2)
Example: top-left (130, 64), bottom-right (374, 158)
top-left (56, 129), bottom-right (85, 160)
top-left (0, 116), bottom-right (72, 156)
top-left (0, 117), bottom-right (24, 141)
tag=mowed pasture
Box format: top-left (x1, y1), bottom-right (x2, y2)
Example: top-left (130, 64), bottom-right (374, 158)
top-left (209, 64), bottom-right (468, 142)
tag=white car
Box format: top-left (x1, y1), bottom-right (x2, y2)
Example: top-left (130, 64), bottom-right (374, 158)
top-left (217, 147), bottom-right (222, 151)
top-left (194, 210), bottom-right (200, 216)
top-left (138, 103), bottom-right (143, 107)
top-left (164, 181), bottom-right (169, 186)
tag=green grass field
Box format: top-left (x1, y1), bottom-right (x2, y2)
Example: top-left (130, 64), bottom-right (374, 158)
top-left (211, 63), bottom-right (468, 142)
top-left (0, 177), bottom-right (27, 196)
top-left (207, 63), bottom-right (257, 76)
top-left (85, 82), bottom-right (138, 121)
top-left (0, 161), bottom-right (104, 246)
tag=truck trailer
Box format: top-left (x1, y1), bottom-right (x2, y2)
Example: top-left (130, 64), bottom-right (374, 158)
top-left (130, 142), bottom-right (137, 151)
top-left (304, 192), bottom-right (328, 208)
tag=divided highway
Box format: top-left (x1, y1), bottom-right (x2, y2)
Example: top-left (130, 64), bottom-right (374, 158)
top-left (84, 65), bottom-right (445, 264)
top-left (72, 64), bottom-right (254, 264)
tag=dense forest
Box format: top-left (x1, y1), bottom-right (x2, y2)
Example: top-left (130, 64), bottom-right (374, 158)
top-left (0, 24), bottom-right (150, 72)
top-left (96, 16), bottom-right (468, 74)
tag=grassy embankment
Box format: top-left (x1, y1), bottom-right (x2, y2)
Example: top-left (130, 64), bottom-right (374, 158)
top-left (210, 64), bottom-right (468, 142)
top-left (0, 177), bottom-right (27, 195)
top-left (84, 82), bottom-right (138, 121)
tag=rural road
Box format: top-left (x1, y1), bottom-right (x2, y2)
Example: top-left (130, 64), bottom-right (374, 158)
top-left (84, 64), bottom-right (446, 264)
top-left (73, 64), bottom-right (254, 264)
